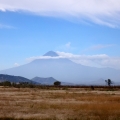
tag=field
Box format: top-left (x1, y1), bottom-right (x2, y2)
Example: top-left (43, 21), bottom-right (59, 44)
top-left (0, 86), bottom-right (120, 120)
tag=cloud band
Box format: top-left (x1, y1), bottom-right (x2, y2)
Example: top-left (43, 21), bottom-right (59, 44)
top-left (0, 0), bottom-right (120, 27)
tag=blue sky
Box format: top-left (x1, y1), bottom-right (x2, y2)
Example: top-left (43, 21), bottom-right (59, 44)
top-left (0, 0), bottom-right (120, 70)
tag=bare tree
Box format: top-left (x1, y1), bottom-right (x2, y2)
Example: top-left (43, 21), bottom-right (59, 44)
top-left (105, 79), bottom-right (113, 86)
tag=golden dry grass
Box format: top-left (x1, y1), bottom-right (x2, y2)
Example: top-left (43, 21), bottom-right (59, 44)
top-left (0, 87), bottom-right (120, 120)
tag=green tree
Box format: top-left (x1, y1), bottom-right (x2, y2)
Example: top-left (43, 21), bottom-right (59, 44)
top-left (54, 81), bottom-right (61, 86)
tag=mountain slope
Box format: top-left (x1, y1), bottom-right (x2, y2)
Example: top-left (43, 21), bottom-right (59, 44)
top-left (31, 76), bottom-right (74, 85)
top-left (32, 77), bottom-right (57, 85)
top-left (0, 51), bottom-right (120, 85)
top-left (0, 74), bottom-right (36, 84)
top-left (43, 51), bottom-right (59, 57)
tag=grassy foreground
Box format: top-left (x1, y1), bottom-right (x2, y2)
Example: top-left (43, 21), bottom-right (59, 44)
top-left (0, 87), bottom-right (120, 120)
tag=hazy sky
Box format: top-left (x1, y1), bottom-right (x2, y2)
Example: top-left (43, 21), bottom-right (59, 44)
top-left (0, 0), bottom-right (120, 70)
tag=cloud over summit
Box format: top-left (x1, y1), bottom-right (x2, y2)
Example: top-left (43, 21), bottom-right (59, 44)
top-left (26, 51), bottom-right (120, 69)
top-left (0, 0), bottom-right (120, 27)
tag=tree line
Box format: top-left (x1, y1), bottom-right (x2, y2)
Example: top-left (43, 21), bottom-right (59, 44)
top-left (0, 79), bottom-right (115, 88)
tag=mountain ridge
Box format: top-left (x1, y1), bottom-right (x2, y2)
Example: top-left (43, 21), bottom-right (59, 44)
top-left (31, 76), bottom-right (74, 85)
top-left (0, 74), bottom-right (37, 84)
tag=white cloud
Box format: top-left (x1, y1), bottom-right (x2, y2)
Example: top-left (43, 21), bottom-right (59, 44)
top-left (26, 51), bottom-right (120, 69)
top-left (57, 51), bottom-right (120, 69)
top-left (57, 42), bottom-right (76, 52)
top-left (65, 42), bottom-right (71, 48)
top-left (0, 0), bottom-right (120, 27)
top-left (0, 24), bottom-right (15, 29)
top-left (26, 56), bottom-right (65, 62)
top-left (85, 44), bottom-right (115, 51)
top-left (14, 63), bottom-right (19, 67)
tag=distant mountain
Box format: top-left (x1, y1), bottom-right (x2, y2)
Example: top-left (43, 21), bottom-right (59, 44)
top-left (0, 51), bottom-right (120, 85)
top-left (32, 76), bottom-right (74, 85)
top-left (32, 77), bottom-right (57, 85)
top-left (0, 74), bottom-right (37, 84)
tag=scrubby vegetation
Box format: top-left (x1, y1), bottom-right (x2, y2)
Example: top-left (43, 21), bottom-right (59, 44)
top-left (0, 81), bottom-right (35, 88)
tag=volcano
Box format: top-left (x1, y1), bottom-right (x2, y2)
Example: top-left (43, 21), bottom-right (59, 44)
top-left (0, 51), bottom-right (120, 85)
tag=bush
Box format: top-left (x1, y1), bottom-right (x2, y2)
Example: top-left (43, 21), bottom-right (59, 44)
top-left (0, 81), bottom-right (11, 86)
top-left (54, 81), bottom-right (61, 86)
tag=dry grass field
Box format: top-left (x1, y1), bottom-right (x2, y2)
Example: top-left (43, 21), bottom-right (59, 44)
top-left (0, 87), bottom-right (120, 120)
